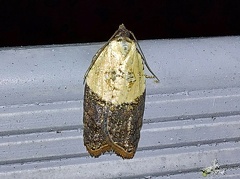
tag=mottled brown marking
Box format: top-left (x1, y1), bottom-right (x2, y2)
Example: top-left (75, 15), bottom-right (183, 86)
top-left (83, 84), bottom-right (145, 159)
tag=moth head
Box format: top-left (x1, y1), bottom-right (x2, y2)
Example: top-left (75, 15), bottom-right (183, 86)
top-left (115, 24), bottom-right (130, 38)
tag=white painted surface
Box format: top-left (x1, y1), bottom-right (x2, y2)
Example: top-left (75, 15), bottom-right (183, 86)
top-left (0, 36), bottom-right (240, 178)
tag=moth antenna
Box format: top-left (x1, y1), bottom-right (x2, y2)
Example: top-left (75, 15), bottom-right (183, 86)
top-left (84, 24), bottom-right (160, 83)
top-left (129, 31), bottom-right (160, 82)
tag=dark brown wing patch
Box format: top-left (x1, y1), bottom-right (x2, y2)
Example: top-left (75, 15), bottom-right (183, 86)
top-left (83, 84), bottom-right (145, 159)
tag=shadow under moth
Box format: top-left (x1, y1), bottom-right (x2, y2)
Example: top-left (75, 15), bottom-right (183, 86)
top-left (83, 24), bottom-right (159, 159)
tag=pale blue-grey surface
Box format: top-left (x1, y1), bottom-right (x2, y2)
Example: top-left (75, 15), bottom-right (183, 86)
top-left (0, 36), bottom-right (240, 178)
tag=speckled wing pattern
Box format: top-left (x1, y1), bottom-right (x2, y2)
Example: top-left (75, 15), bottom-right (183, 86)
top-left (83, 24), bottom-right (158, 159)
top-left (83, 85), bottom-right (145, 159)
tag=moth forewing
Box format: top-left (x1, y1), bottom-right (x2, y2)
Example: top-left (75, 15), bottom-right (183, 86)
top-left (83, 24), bottom-right (158, 159)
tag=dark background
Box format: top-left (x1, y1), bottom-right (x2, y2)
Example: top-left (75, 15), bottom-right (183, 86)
top-left (0, 0), bottom-right (240, 47)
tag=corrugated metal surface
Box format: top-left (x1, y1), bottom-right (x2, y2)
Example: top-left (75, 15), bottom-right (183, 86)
top-left (0, 37), bottom-right (240, 178)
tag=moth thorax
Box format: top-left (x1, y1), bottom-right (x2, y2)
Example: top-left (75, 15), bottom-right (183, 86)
top-left (116, 37), bottom-right (132, 56)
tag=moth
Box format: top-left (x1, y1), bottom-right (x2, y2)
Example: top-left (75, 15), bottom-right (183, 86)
top-left (83, 24), bottom-right (159, 159)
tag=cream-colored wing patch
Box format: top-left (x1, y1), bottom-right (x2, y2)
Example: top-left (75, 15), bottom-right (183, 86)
top-left (86, 37), bottom-right (145, 105)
